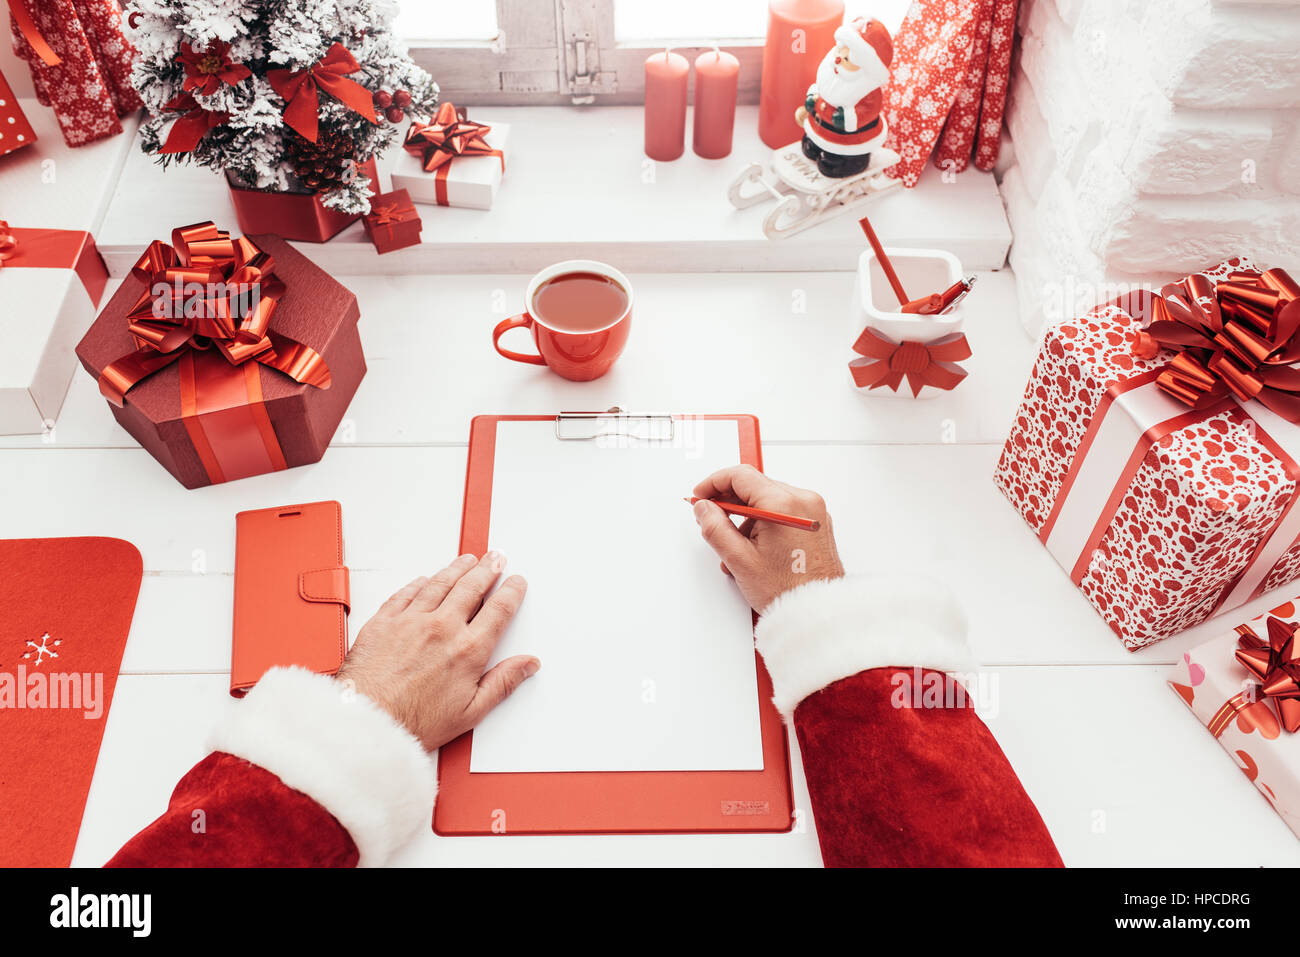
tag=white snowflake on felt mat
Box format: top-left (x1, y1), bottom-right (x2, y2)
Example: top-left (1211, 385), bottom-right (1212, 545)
top-left (23, 633), bottom-right (62, 667)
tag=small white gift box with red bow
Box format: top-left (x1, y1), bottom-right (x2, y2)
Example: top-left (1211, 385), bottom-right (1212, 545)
top-left (391, 105), bottom-right (509, 211)
top-left (847, 247), bottom-right (972, 399)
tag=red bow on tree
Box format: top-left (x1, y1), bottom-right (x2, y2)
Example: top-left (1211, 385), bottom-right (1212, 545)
top-left (159, 92), bottom-right (229, 154)
top-left (402, 101), bottom-right (502, 172)
top-left (267, 42), bottom-right (378, 142)
top-left (849, 327), bottom-right (972, 396)
top-left (1235, 617), bottom-right (1300, 734)
top-left (1132, 267), bottom-right (1300, 421)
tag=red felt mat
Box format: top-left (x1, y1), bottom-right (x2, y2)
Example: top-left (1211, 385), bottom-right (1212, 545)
top-left (0, 538), bottom-right (142, 866)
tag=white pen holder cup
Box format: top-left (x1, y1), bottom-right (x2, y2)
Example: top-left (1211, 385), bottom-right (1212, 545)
top-left (848, 246), bottom-right (967, 400)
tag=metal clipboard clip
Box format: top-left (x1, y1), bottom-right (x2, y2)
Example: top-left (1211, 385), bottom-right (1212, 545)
top-left (555, 407), bottom-right (675, 442)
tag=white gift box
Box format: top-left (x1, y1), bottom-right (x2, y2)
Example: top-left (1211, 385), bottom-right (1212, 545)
top-left (0, 232), bottom-right (106, 434)
top-left (847, 246), bottom-right (967, 400)
top-left (391, 121), bottom-right (510, 211)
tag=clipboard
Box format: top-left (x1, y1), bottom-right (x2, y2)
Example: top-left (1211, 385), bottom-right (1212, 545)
top-left (434, 411), bottom-right (794, 835)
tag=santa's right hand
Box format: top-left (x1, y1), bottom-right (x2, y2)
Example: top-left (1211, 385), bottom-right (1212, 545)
top-left (794, 106), bottom-right (808, 125)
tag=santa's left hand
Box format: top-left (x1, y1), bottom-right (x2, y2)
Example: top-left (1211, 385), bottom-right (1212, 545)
top-left (336, 553), bottom-right (540, 752)
top-left (794, 106), bottom-right (808, 125)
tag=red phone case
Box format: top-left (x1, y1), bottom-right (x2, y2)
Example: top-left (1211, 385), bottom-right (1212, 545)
top-left (231, 501), bottom-right (350, 697)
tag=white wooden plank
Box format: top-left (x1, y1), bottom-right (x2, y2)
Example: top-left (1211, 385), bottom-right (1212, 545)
top-left (96, 106), bottom-right (1012, 275)
top-left (986, 665), bottom-right (1300, 866)
top-left (0, 446), bottom-right (467, 574)
top-left (0, 269), bottom-right (1036, 449)
top-left (0, 99), bottom-right (140, 233)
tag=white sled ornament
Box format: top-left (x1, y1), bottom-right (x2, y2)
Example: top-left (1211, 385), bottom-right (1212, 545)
top-left (727, 141), bottom-right (902, 240)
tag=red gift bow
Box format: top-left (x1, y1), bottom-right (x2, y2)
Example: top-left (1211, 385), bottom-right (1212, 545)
top-left (267, 42), bottom-right (378, 143)
top-left (368, 200), bottom-right (419, 241)
top-left (0, 221), bottom-right (17, 266)
top-left (403, 101), bottom-right (504, 173)
top-left (849, 327), bottom-right (972, 396)
top-left (158, 92), bottom-right (229, 154)
top-left (97, 222), bottom-right (331, 408)
top-left (1132, 267), bottom-right (1300, 422)
top-left (1232, 617), bottom-right (1300, 734)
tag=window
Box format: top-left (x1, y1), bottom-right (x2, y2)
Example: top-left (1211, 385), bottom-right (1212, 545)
top-left (401, 0), bottom-right (915, 105)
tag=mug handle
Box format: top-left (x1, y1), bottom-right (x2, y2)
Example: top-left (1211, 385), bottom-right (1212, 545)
top-left (492, 314), bottom-right (548, 365)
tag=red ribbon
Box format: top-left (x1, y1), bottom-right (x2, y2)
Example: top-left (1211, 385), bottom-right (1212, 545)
top-left (267, 42), bottom-right (377, 142)
top-left (158, 92), bottom-right (229, 154)
top-left (367, 198), bottom-right (419, 243)
top-left (849, 327), bottom-right (972, 396)
top-left (97, 222), bottom-right (331, 408)
top-left (402, 101), bottom-right (504, 206)
top-left (1233, 617), bottom-right (1300, 734)
top-left (1135, 268), bottom-right (1300, 422)
top-left (8, 0), bottom-right (61, 66)
top-left (0, 221), bottom-right (107, 304)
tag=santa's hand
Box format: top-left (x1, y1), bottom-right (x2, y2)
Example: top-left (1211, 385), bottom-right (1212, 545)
top-left (692, 465), bottom-right (845, 615)
top-left (794, 105), bottom-right (808, 125)
top-left (336, 553), bottom-right (540, 752)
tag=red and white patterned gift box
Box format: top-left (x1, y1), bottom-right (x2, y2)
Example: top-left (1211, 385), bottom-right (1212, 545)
top-left (1168, 601), bottom-right (1300, 839)
top-left (995, 259), bottom-right (1300, 650)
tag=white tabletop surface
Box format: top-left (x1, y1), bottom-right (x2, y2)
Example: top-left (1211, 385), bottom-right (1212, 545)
top-left (4, 113), bottom-right (1298, 868)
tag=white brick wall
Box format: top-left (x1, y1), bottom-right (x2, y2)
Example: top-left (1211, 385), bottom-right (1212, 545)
top-left (1000, 0), bottom-right (1300, 338)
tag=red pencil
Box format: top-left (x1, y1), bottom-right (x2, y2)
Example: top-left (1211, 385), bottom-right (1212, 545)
top-left (685, 497), bottom-right (821, 532)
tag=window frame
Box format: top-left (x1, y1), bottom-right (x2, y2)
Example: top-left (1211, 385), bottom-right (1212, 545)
top-left (405, 0), bottom-right (765, 106)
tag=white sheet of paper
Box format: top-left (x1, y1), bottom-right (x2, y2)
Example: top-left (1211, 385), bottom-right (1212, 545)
top-left (468, 418), bottom-right (764, 773)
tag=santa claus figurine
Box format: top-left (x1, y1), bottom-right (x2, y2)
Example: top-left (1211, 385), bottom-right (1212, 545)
top-left (794, 16), bottom-right (894, 178)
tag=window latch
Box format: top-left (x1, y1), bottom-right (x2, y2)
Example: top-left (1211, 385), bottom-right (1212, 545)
top-left (565, 35), bottom-right (616, 104)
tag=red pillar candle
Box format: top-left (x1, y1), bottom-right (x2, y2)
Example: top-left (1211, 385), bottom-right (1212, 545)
top-left (692, 48), bottom-right (740, 159)
top-left (758, 0), bottom-right (844, 149)
top-left (644, 49), bottom-right (689, 161)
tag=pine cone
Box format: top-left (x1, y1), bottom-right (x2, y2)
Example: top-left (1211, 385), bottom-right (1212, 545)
top-left (285, 128), bottom-right (358, 192)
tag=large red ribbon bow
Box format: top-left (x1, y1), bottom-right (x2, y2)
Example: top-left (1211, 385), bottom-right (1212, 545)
top-left (402, 101), bottom-right (503, 173)
top-left (97, 222), bottom-right (331, 407)
top-left (267, 42), bottom-right (377, 142)
top-left (1132, 267), bottom-right (1300, 421)
top-left (158, 92), bottom-right (229, 154)
top-left (849, 327), bottom-right (972, 396)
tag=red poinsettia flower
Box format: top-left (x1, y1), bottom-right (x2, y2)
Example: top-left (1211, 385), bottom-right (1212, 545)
top-left (176, 40), bottom-right (252, 96)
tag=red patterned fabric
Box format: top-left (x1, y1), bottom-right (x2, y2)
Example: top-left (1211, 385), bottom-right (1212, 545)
top-left (0, 64), bottom-right (36, 156)
top-left (108, 666), bottom-right (1061, 868)
top-left (105, 753), bottom-right (360, 867)
top-left (9, 0), bottom-right (142, 147)
top-left (882, 0), bottom-right (1018, 186)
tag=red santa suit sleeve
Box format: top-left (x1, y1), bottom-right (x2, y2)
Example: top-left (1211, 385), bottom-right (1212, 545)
top-left (105, 667), bottom-right (436, 868)
top-left (754, 576), bottom-right (1063, 867)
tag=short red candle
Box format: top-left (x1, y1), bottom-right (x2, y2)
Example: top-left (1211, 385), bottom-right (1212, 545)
top-left (692, 49), bottom-right (740, 159)
top-left (758, 0), bottom-right (844, 149)
top-left (644, 49), bottom-right (689, 161)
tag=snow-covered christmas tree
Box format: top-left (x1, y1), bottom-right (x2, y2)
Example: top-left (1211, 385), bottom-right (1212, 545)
top-left (127, 0), bottom-right (438, 214)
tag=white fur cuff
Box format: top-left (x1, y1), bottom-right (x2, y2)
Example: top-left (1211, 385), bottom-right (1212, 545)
top-left (754, 576), bottom-right (973, 721)
top-left (208, 667), bottom-right (437, 867)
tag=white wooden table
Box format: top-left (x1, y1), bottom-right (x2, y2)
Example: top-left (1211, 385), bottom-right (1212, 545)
top-left (4, 107), bottom-right (1298, 867)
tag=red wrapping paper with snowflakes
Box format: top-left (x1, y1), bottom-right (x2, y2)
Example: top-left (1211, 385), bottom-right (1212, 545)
top-left (882, 0), bottom-right (1017, 186)
top-left (0, 66), bottom-right (36, 157)
top-left (1168, 602), bottom-right (1300, 839)
top-left (995, 259), bottom-right (1300, 651)
top-left (8, 0), bottom-right (142, 147)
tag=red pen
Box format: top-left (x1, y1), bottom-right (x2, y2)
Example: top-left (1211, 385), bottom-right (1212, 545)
top-left (685, 497), bottom-right (821, 532)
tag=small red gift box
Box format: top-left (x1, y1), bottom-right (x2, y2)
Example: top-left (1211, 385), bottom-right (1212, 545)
top-left (363, 188), bottom-right (422, 254)
top-left (75, 224), bottom-right (365, 489)
top-left (996, 259), bottom-right (1300, 649)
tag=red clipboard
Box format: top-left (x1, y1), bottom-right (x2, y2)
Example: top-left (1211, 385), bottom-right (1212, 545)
top-left (435, 413), bottom-right (793, 835)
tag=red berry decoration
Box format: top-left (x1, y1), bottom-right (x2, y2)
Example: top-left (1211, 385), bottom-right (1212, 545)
top-left (374, 90), bottom-right (393, 108)
top-left (385, 105), bottom-right (404, 123)
top-left (393, 89), bottom-right (412, 108)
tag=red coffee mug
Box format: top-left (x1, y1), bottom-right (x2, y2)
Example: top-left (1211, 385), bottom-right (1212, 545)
top-left (492, 260), bottom-right (632, 381)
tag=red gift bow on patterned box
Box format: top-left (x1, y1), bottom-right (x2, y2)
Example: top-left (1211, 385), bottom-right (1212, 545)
top-left (98, 222), bottom-right (331, 407)
top-left (402, 102), bottom-right (505, 206)
top-left (267, 42), bottom-right (378, 142)
top-left (1208, 616), bottom-right (1300, 738)
top-left (849, 327), bottom-right (972, 396)
top-left (1133, 268), bottom-right (1300, 421)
